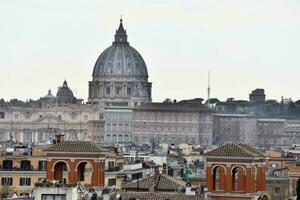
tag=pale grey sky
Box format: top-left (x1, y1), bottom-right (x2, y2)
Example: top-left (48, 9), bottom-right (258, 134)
top-left (0, 0), bottom-right (300, 102)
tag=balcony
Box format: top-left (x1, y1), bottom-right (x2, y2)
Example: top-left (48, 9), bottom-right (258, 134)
top-left (0, 166), bottom-right (31, 171)
top-left (123, 162), bottom-right (143, 171)
top-left (106, 166), bottom-right (121, 172)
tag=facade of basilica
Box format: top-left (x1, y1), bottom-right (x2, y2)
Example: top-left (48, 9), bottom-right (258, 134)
top-left (0, 20), bottom-right (213, 146)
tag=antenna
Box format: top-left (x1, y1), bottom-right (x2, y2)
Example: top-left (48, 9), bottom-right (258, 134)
top-left (207, 71), bottom-right (211, 106)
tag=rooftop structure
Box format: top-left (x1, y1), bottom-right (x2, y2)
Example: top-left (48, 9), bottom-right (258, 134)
top-left (204, 143), bottom-right (267, 200)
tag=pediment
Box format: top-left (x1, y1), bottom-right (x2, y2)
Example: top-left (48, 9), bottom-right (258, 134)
top-left (34, 114), bottom-right (65, 123)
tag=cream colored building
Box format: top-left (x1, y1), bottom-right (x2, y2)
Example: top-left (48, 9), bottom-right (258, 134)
top-left (0, 145), bottom-right (47, 197)
top-left (0, 103), bottom-right (105, 145)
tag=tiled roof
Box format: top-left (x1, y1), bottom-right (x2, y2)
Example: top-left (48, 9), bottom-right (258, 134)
top-left (134, 102), bottom-right (213, 112)
top-left (110, 191), bottom-right (204, 200)
top-left (204, 143), bottom-right (265, 158)
top-left (45, 141), bottom-right (103, 153)
top-left (123, 174), bottom-right (186, 191)
top-left (288, 165), bottom-right (300, 173)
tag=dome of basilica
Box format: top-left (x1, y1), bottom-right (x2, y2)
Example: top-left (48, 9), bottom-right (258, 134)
top-left (92, 19), bottom-right (148, 78)
top-left (88, 19), bottom-right (152, 106)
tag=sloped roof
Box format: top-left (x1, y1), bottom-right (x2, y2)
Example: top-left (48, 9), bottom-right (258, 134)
top-left (204, 143), bottom-right (265, 158)
top-left (123, 174), bottom-right (186, 191)
top-left (45, 141), bottom-right (103, 153)
top-left (110, 191), bottom-right (204, 200)
top-left (134, 102), bottom-right (213, 112)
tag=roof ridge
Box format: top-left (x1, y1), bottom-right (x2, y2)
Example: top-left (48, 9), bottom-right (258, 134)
top-left (162, 174), bottom-right (186, 187)
top-left (236, 143), bottom-right (257, 157)
top-left (238, 143), bottom-right (264, 157)
top-left (204, 143), bottom-right (265, 158)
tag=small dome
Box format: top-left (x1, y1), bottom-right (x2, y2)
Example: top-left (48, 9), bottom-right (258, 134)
top-left (92, 19), bottom-right (148, 78)
top-left (44, 90), bottom-right (56, 99)
top-left (56, 80), bottom-right (74, 98)
top-left (56, 80), bottom-right (75, 104)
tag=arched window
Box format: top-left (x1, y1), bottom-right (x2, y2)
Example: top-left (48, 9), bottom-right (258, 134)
top-left (212, 166), bottom-right (226, 191)
top-left (53, 161), bottom-right (69, 183)
top-left (76, 161), bottom-right (93, 183)
top-left (231, 166), bottom-right (246, 192)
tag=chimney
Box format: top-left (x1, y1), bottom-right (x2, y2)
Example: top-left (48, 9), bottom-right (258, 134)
top-left (185, 182), bottom-right (196, 196)
top-left (162, 163), bottom-right (167, 174)
top-left (153, 166), bottom-right (160, 183)
top-left (103, 193), bottom-right (110, 200)
top-left (154, 166), bottom-right (160, 176)
top-left (102, 188), bottom-right (110, 200)
top-left (55, 134), bottom-right (64, 144)
top-left (149, 179), bottom-right (155, 193)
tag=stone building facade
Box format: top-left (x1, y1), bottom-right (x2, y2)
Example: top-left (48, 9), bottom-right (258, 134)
top-left (0, 103), bottom-right (104, 145)
top-left (257, 119), bottom-right (300, 147)
top-left (102, 102), bottom-right (214, 146)
top-left (132, 102), bottom-right (213, 145)
top-left (104, 107), bottom-right (133, 143)
top-left (213, 114), bottom-right (257, 145)
top-left (213, 114), bottom-right (300, 147)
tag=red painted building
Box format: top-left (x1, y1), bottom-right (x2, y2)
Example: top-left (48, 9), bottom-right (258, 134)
top-left (44, 135), bottom-right (105, 187)
top-left (204, 143), bottom-right (269, 200)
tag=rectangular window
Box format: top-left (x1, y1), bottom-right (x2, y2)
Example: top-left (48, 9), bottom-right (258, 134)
top-left (108, 178), bottom-right (116, 186)
top-left (38, 178), bottom-right (46, 183)
top-left (42, 194), bottom-right (66, 200)
top-left (106, 87), bottom-right (110, 95)
top-left (127, 87), bottom-right (132, 96)
top-left (1, 177), bottom-right (13, 186)
top-left (275, 187), bottom-right (280, 194)
top-left (116, 87), bottom-right (122, 96)
top-left (20, 178), bottom-right (31, 186)
top-left (0, 112), bottom-right (4, 119)
top-left (38, 161), bottom-right (47, 171)
top-left (99, 113), bottom-right (104, 120)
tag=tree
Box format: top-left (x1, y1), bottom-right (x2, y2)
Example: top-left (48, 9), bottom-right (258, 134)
top-left (163, 98), bottom-right (172, 103)
top-left (0, 185), bottom-right (11, 199)
top-left (297, 178), bottom-right (300, 200)
top-left (91, 192), bottom-right (98, 200)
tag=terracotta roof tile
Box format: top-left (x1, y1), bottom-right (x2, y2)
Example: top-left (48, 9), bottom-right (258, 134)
top-left (45, 141), bottom-right (103, 153)
top-left (204, 143), bottom-right (265, 158)
top-left (123, 174), bottom-right (186, 191)
top-left (110, 191), bottom-right (204, 200)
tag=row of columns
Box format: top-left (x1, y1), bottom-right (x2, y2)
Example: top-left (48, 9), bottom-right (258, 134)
top-left (7, 130), bottom-right (84, 144)
top-left (89, 81), bottom-right (151, 99)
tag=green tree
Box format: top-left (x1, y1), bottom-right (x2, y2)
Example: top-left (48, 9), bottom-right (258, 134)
top-left (297, 178), bottom-right (300, 200)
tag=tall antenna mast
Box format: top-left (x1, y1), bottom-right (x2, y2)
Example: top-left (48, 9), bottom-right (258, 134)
top-left (207, 71), bottom-right (211, 106)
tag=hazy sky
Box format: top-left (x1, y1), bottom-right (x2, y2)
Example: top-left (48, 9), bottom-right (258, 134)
top-left (1, 0), bottom-right (300, 102)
